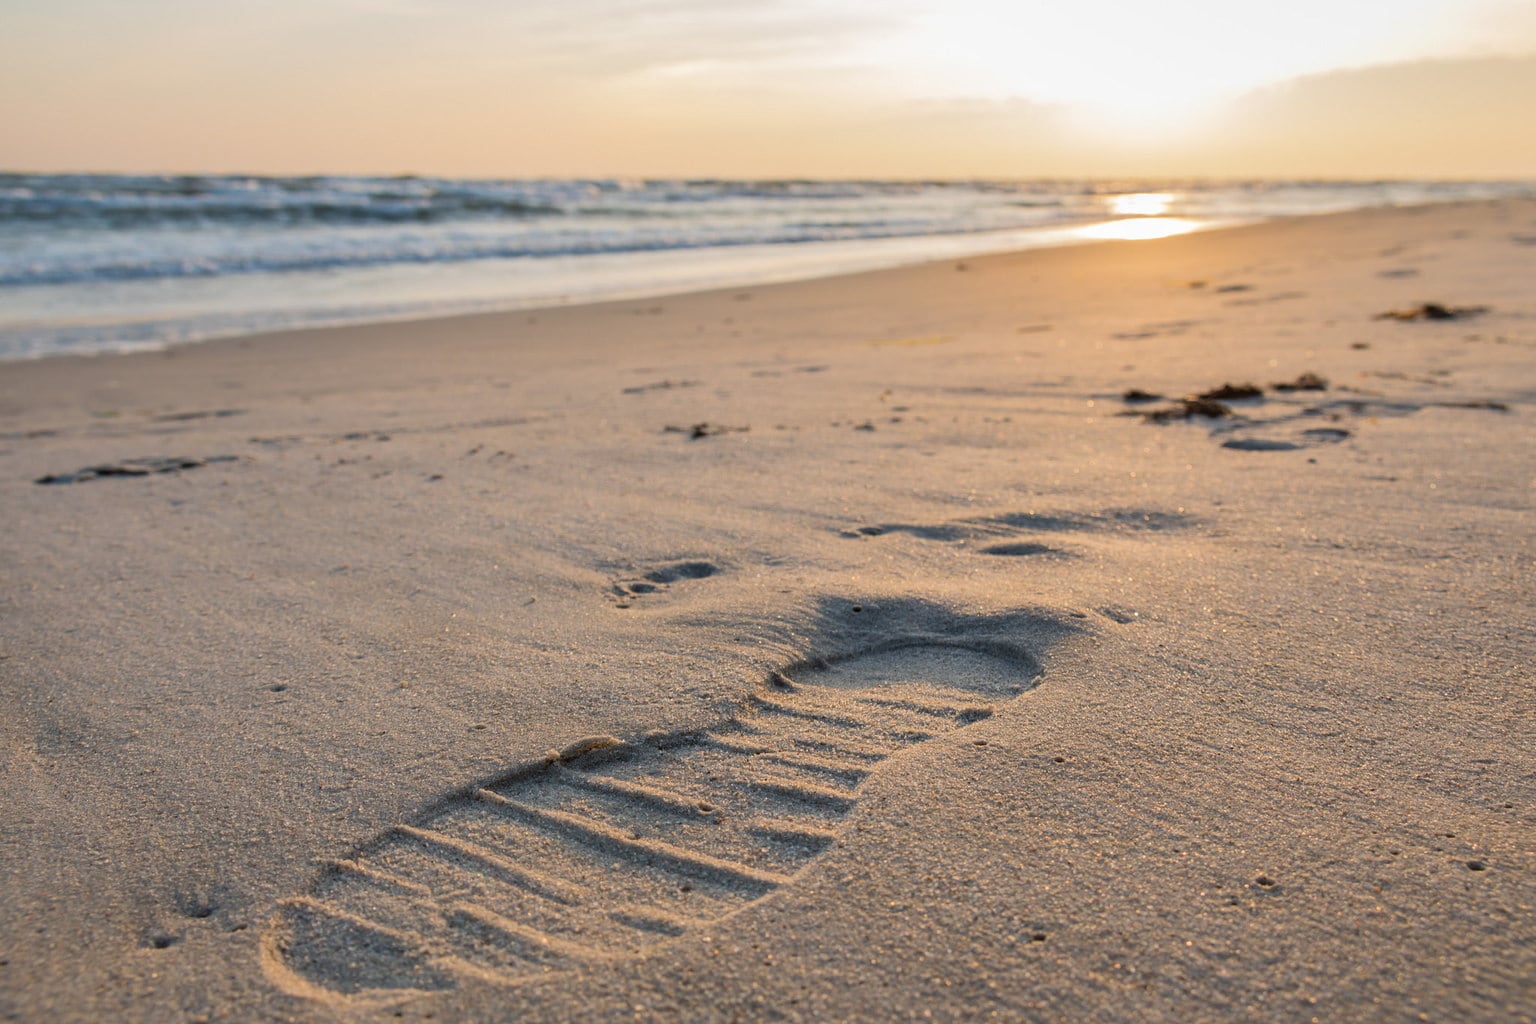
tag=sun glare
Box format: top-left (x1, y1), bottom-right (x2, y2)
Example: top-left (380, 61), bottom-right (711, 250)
top-left (1109, 193), bottom-right (1174, 216)
top-left (1076, 217), bottom-right (1200, 241)
top-left (871, 6), bottom-right (1254, 123)
top-left (865, 0), bottom-right (1508, 141)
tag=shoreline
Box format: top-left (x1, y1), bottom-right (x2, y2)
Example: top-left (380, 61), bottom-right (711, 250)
top-left (5, 213), bottom-right (1242, 365)
top-left (0, 197), bottom-right (1491, 374)
top-left (3, 196), bottom-right (1534, 1021)
top-left (0, 196), bottom-right (1513, 390)
top-left (7, 181), bottom-right (1531, 364)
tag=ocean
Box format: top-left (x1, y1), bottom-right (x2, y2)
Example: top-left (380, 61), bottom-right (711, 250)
top-left (1, 174), bottom-right (1529, 360)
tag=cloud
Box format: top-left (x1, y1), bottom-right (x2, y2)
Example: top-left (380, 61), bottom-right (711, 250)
top-left (431, 0), bottom-right (911, 79)
top-left (1191, 54), bottom-right (1536, 177)
top-left (2, 2), bottom-right (1530, 178)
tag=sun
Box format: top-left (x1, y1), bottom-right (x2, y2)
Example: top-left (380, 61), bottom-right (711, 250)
top-left (855, 5), bottom-right (1256, 138)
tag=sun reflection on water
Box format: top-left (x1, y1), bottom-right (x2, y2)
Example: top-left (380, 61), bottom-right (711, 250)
top-left (1076, 217), bottom-right (1200, 241)
top-left (1109, 192), bottom-right (1176, 216)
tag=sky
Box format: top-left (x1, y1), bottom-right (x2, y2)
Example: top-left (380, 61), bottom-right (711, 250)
top-left (2, 0), bottom-right (1534, 179)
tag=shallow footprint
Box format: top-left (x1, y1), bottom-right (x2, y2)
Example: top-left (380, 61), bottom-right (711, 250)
top-left (610, 560), bottom-right (723, 606)
top-left (264, 643), bottom-right (1034, 999)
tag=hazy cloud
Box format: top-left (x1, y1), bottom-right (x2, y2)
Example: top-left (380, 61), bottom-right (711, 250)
top-left (1194, 54), bottom-right (1536, 177)
top-left (518, 0), bottom-right (910, 78)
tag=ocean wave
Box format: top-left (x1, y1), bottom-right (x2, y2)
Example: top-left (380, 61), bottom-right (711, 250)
top-left (2, 174), bottom-right (1529, 292)
top-left (0, 192), bottom-right (567, 228)
top-left (4, 175), bottom-right (1532, 362)
top-left (0, 218), bottom-right (1064, 287)
top-left (0, 174), bottom-right (1015, 229)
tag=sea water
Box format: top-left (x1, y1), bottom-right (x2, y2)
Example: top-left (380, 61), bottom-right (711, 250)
top-left (0, 175), bottom-right (1528, 360)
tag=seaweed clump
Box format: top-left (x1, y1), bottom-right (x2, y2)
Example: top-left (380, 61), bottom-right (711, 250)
top-left (1196, 382), bottom-right (1263, 401)
top-left (1136, 398), bottom-right (1233, 423)
top-left (1272, 372), bottom-right (1329, 392)
top-left (1376, 303), bottom-right (1488, 322)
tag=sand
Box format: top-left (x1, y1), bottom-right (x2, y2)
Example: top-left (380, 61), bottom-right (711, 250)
top-left (2, 199), bottom-right (1534, 1022)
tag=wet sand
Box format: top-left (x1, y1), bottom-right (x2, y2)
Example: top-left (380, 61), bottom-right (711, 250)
top-left (2, 199), bottom-right (1534, 1022)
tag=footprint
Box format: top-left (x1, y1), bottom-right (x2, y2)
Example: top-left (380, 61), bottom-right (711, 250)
top-left (34, 454), bottom-right (238, 485)
top-left (978, 542), bottom-right (1069, 558)
top-left (151, 408), bottom-right (246, 423)
top-left (1215, 420), bottom-right (1355, 453)
top-left (843, 507), bottom-right (1194, 550)
top-left (610, 560), bottom-right (723, 607)
top-left (620, 379), bottom-right (701, 395)
top-left (1206, 393), bottom-right (1510, 453)
top-left (1219, 438), bottom-right (1303, 452)
top-left (263, 640), bottom-right (1038, 998)
top-left (1113, 319), bottom-right (1200, 340)
top-left (1225, 290), bottom-right (1307, 306)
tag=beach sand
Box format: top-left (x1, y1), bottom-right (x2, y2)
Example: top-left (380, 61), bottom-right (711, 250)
top-left (2, 200), bottom-right (1533, 1022)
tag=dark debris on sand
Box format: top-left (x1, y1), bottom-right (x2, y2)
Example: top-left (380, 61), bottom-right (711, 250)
top-left (1434, 400), bottom-right (1510, 412)
top-left (1376, 303), bottom-right (1489, 322)
top-left (1130, 398), bottom-right (1233, 423)
top-left (663, 423), bottom-right (749, 440)
top-left (36, 455), bottom-right (238, 485)
top-left (1121, 388), bottom-right (1164, 404)
top-left (152, 408), bottom-right (245, 423)
top-left (1272, 372), bottom-right (1329, 392)
top-left (622, 379), bottom-right (701, 395)
top-left (1197, 383), bottom-right (1264, 402)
